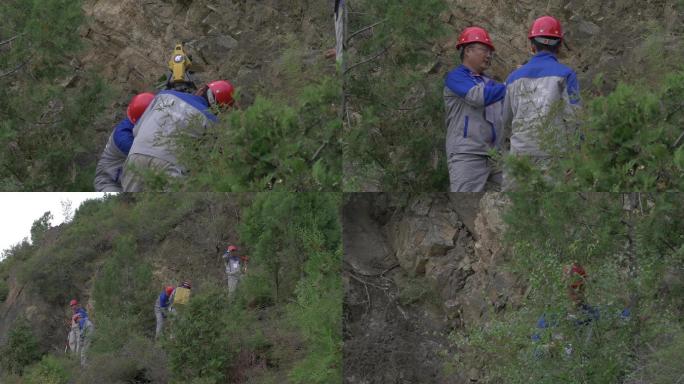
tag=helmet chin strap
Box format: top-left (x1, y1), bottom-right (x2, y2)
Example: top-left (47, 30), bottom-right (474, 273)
top-left (207, 87), bottom-right (216, 106)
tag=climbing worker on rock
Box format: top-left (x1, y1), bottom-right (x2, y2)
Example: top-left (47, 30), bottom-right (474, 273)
top-left (69, 299), bottom-right (91, 363)
top-left (564, 262), bottom-right (600, 328)
top-left (154, 285), bottom-right (174, 340)
top-left (94, 92), bottom-right (155, 192)
top-left (531, 263), bottom-right (599, 358)
top-left (121, 80), bottom-right (235, 192)
top-left (502, 15), bottom-right (581, 190)
top-left (223, 245), bottom-right (245, 297)
top-left (444, 26), bottom-right (506, 192)
top-left (169, 280), bottom-right (192, 313)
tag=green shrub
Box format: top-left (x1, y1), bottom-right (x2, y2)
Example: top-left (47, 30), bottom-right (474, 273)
top-left (0, 319), bottom-right (43, 375)
top-left (626, 324), bottom-right (684, 384)
top-left (0, 0), bottom-right (117, 191)
top-left (239, 270), bottom-right (275, 309)
top-left (451, 193), bottom-right (684, 383)
top-left (240, 193), bottom-right (341, 302)
top-left (23, 355), bottom-right (71, 384)
top-left (91, 235), bottom-right (156, 355)
top-left (163, 77), bottom-right (341, 191)
top-left (76, 336), bottom-right (169, 384)
top-left (344, 0), bottom-right (450, 191)
top-left (287, 228), bottom-right (342, 383)
top-left (164, 285), bottom-right (242, 383)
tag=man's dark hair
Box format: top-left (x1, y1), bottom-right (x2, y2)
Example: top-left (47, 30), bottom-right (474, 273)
top-left (531, 38), bottom-right (560, 54)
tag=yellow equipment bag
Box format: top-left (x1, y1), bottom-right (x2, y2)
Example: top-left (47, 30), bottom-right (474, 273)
top-left (173, 287), bottom-right (191, 305)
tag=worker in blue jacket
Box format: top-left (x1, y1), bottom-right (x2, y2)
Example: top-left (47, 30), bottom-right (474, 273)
top-left (444, 26), bottom-right (506, 192)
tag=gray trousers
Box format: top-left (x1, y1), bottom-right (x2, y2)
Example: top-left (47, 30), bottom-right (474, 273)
top-left (448, 153), bottom-right (502, 192)
top-left (68, 324), bottom-right (80, 353)
top-left (154, 306), bottom-right (166, 339)
top-left (227, 274), bottom-right (240, 297)
top-left (121, 153), bottom-right (184, 192)
top-left (80, 322), bottom-right (94, 367)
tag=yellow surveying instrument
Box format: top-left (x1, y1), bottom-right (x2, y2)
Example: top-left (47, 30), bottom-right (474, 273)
top-left (164, 43), bottom-right (197, 93)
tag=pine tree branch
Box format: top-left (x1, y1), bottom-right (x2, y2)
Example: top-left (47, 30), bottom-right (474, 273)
top-left (310, 141), bottom-right (327, 163)
top-left (346, 19), bottom-right (386, 44)
top-left (0, 33), bottom-right (24, 47)
top-left (344, 43), bottom-right (393, 75)
top-left (0, 56), bottom-right (31, 79)
top-left (672, 129), bottom-right (684, 149)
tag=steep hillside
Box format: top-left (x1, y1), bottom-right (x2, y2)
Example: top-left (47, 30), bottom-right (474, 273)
top-left (343, 193), bottom-right (684, 383)
top-left (0, 192), bottom-right (342, 383)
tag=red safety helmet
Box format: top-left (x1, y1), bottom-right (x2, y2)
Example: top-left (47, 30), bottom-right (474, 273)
top-left (456, 26), bottom-right (495, 51)
top-left (227, 245), bottom-right (238, 252)
top-left (207, 80), bottom-right (235, 107)
top-left (126, 92), bottom-right (155, 124)
top-left (528, 16), bottom-right (563, 40)
top-left (165, 286), bottom-right (174, 296)
top-left (69, 299), bottom-right (78, 307)
top-left (564, 263), bottom-right (587, 289)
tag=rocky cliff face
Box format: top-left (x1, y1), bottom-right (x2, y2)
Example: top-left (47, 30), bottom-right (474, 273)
top-left (79, 0), bottom-right (333, 98)
top-left (343, 193), bottom-right (523, 383)
top-left (440, 0), bottom-right (683, 92)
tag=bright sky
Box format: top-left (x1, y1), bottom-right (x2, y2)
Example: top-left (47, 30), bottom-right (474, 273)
top-left (0, 193), bottom-right (112, 258)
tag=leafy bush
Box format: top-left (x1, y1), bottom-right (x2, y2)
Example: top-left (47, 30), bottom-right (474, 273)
top-left (23, 355), bottom-right (71, 384)
top-left (76, 336), bottom-right (169, 384)
top-left (0, 320), bottom-right (43, 375)
top-left (344, 0), bottom-right (450, 190)
top-left (164, 285), bottom-right (254, 383)
top-left (92, 235), bottom-right (156, 335)
top-left (287, 228), bottom-right (342, 383)
top-left (0, 0), bottom-right (113, 191)
top-left (155, 76), bottom-right (342, 192)
top-left (451, 193), bottom-right (684, 383)
top-left (30, 212), bottom-right (53, 245)
top-left (240, 193), bottom-right (341, 302)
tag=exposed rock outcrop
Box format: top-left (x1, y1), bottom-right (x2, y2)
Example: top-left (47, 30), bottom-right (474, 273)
top-left (344, 193), bottom-right (522, 383)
